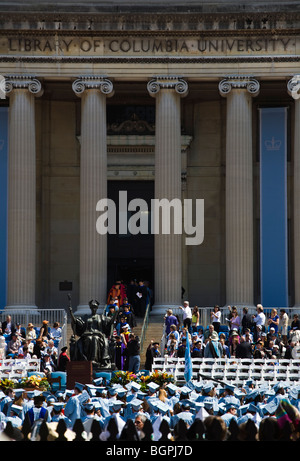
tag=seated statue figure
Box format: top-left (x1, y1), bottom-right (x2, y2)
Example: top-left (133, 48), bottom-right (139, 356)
top-left (69, 299), bottom-right (116, 369)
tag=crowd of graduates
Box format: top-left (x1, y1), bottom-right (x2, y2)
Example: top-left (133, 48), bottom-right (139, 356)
top-left (1, 371), bottom-right (300, 441)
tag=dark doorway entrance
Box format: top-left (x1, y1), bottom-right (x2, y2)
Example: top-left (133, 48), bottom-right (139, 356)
top-left (107, 181), bottom-right (154, 291)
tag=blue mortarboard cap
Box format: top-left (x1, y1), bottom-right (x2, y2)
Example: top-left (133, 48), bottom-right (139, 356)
top-left (224, 395), bottom-right (240, 406)
top-left (131, 382), bottom-right (141, 392)
top-left (130, 398), bottom-right (143, 410)
top-left (14, 389), bottom-right (25, 397)
top-left (180, 386), bottom-right (192, 396)
top-left (95, 386), bottom-right (106, 394)
top-left (245, 389), bottom-right (259, 401)
top-left (93, 401), bottom-right (101, 410)
top-left (55, 391), bottom-right (64, 398)
top-left (289, 387), bottom-right (300, 400)
top-left (262, 400), bottom-right (278, 415)
top-left (147, 382), bottom-right (159, 393)
top-left (93, 377), bottom-right (103, 386)
top-left (180, 399), bottom-right (195, 409)
top-left (248, 403), bottom-right (259, 414)
top-left (155, 401), bottom-right (169, 414)
top-left (74, 382), bottom-right (85, 392)
top-left (11, 404), bottom-right (23, 416)
top-left (137, 391), bottom-right (147, 400)
top-left (264, 389), bottom-right (275, 398)
top-left (224, 401), bottom-right (239, 412)
top-left (224, 383), bottom-right (235, 393)
top-left (147, 399), bottom-right (159, 412)
top-left (176, 412), bottom-right (194, 423)
top-left (33, 390), bottom-right (43, 397)
top-left (234, 389), bottom-right (246, 400)
top-left (238, 404), bottom-right (250, 417)
top-left (237, 415), bottom-right (251, 425)
top-left (116, 387), bottom-right (127, 398)
top-left (216, 387), bottom-right (225, 396)
top-left (26, 390), bottom-right (35, 399)
top-left (53, 402), bottom-right (65, 412)
top-left (85, 384), bottom-right (96, 397)
top-left (193, 382), bottom-right (203, 393)
top-left (166, 383), bottom-right (178, 394)
top-left (273, 382), bottom-right (285, 393)
top-left (108, 387), bottom-right (117, 395)
top-left (43, 391), bottom-right (52, 397)
top-left (111, 399), bottom-right (124, 411)
top-left (84, 402), bottom-right (95, 411)
top-left (218, 402), bottom-right (227, 414)
top-left (202, 381), bottom-right (215, 394)
top-left (65, 390), bottom-right (74, 398)
top-left (46, 395), bottom-right (57, 403)
top-left (203, 396), bottom-right (218, 411)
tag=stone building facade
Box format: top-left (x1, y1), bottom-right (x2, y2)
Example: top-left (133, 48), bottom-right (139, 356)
top-left (0, 0), bottom-right (300, 315)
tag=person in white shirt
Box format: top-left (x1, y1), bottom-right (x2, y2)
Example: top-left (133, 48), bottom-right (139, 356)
top-left (179, 301), bottom-right (192, 333)
top-left (26, 323), bottom-right (37, 342)
top-left (279, 309), bottom-right (289, 346)
top-left (51, 322), bottom-right (62, 340)
top-left (252, 304), bottom-right (266, 341)
top-left (211, 305), bottom-right (221, 333)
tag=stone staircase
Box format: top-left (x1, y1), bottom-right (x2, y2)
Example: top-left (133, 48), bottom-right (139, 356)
top-left (134, 315), bottom-right (164, 368)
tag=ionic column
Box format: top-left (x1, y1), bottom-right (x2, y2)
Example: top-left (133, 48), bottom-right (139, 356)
top-left (5, 76), bottom-right (43, 311)
top-left (288, 75), bottom-right (300, 306)
top-left (147, 76), bottom-right (188, 313)
top-left (219, 76), bottom-right (260, 307)
top-left (72, 76), bottom-right (114, 314)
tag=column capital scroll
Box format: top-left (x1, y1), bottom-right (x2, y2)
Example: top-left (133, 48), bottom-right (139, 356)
top-left (72, 76), bottom-right (114, 97)
top-left (5, 75), bottom-right (43, 97)
top-left (147, 76), bottom-right (188, 98)
top-left (287, 75), bottom-right (300, 100)
top-left (219, 76), bottom-right (260, 97)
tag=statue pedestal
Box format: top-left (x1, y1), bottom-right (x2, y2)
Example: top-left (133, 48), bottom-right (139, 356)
top-left (66, 361), bottom-right (93, 389)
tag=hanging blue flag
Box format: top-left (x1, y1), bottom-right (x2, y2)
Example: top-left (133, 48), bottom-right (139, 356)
top-left (184, 333), bottom-right (193, 385)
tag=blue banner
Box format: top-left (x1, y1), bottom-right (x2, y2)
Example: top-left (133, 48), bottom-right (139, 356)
top-left (184, 331), bottom-right (193, 384)
top-left (0, 107), bottom-right (8, 311)
top-left (259, 107), bottom-right (288, 308)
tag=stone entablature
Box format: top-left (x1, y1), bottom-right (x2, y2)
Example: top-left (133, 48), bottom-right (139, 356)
top-left (0, 33), bottom-right (298, 58)
top-left (1, 8), bottom-right (300, 32)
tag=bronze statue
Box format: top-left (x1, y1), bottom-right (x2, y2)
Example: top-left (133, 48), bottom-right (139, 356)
top-left (68, 299), bottom-right (116, 370)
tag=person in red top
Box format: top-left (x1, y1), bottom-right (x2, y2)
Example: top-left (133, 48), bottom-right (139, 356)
top-left (57, 346), bottom-right (70, 372)
top-left (107, 281), bottom-right (126, 308)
